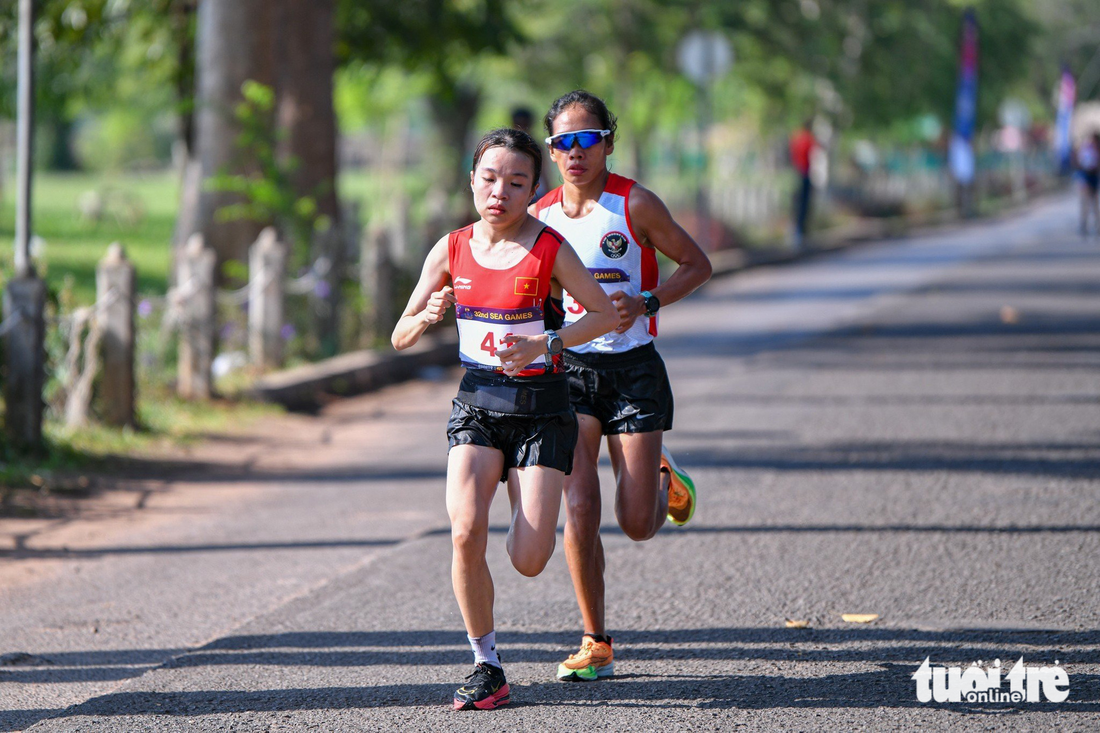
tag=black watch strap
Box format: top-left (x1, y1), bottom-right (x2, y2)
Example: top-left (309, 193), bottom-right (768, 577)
top-left (641, 290), bottom-right (660, 316)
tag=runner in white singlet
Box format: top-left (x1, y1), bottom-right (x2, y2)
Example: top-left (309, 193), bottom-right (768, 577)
top-left (528, 91), bottom-right (712, 681)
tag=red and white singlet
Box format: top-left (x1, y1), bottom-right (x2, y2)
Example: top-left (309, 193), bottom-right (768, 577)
top-left (448, 224), bottom-right (564, 376)
top-left (535, 173), bottom-right (658, 354)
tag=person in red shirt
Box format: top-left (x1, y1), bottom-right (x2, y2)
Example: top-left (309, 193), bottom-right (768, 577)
top-left (789, 119), bottom-right (817, 248)
top-left (392, 127), bottom-right (616, 711)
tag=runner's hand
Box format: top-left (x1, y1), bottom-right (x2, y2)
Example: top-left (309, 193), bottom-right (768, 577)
top-left (609, 290), bottom-right (644, 334)
top-left (497, 334), bottom-right (542, 377)
top-left (423, 286), bottom-right (456, 324)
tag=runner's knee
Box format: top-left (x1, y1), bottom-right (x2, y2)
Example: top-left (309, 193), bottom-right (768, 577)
top-left (451, 519), bottom-right (488, 559)
top-left (617, 504), bottom-right (659, 542)
top-left (510, 535), bottom-right (555, 577)
top-left (564, 484), bottom-right (601, 533)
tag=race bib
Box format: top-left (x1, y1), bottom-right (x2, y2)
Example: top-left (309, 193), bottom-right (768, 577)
top-left (456, 304), bottom-right (547, 371)
top-left (563, 268), bottom-right (631, 325)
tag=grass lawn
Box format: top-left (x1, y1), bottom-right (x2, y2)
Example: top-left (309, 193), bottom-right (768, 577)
top-left (0, 168), bottom-right (425, 303)
top-left (0, 167), bottom-right (414, 500)
top-left (0, 170), bottom-right (179, 304)
top-left (0, 170), bottom-right (286, 502)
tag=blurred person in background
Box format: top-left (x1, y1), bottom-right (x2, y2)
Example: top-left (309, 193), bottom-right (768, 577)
top-left (789, 118), bottom-right (817, 249)
top-left (392, 127), bottom-right (615, 710)
top-left (1075, 132), bottom-right (1100, 236)
top-left (531, 90), bottom-right (712, 682)
top-left (512, 106), bottom-right (554, 198)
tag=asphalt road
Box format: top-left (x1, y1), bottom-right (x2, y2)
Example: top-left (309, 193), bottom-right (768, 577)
top-left (2, 194), bottom-right (1099, 731)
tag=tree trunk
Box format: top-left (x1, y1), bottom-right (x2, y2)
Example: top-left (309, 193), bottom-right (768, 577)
top-left (428, 81), bottom-right (481, 225)
top-left (275, 0), bottom-right (342, 355)
top-left (191, 0), bottom-right (276, 272)
top-left (275, 0), bottom-right (340, 227)
top-left (173, 0), bottom-right (198, 157)
top-left (43, 115), bottom-right (78, 171)
top-left (168, 0), bottom-right (198, 286)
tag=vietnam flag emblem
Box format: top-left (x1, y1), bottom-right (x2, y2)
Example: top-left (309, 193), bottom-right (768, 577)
top-left (514, 276), bottom-right (538, 297)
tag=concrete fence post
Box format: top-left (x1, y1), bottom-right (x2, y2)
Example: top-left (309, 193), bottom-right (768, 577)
top-left (96, 242), bottom-right (135, 426)
top-left (2, 275), bottom-right (46, 450)
top-left (310, 226), bottom-right (342, 358)
top-left (177, 234), bottom-right (216, 399)
top-left (361, 226), bottom-right (395, 344)
top-left (248, 227), bottom-right (285, 369)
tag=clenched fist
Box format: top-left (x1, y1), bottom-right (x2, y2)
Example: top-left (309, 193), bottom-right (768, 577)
top-left (424, 285), bottom-right (456, 324)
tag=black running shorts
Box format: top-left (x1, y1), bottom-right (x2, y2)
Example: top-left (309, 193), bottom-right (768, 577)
top-left (447, 369), bottom-right (578, 482)
top-left (563, 342), bottom-right (674, 435)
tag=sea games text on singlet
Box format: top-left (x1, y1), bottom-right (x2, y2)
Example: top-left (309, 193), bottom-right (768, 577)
top-left (535, 173), bottom-right (658, 355)
top-left (449, 225), bottom-right (564, 376)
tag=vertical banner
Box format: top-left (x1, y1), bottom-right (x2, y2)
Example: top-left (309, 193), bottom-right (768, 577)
top-left (949, 8), bottom-right (979, 186)
top-left (1054, 65), bottom-right (1076, 175)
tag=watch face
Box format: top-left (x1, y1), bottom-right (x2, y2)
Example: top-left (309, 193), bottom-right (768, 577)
top-left (546, 332), bottom-right (563, 355)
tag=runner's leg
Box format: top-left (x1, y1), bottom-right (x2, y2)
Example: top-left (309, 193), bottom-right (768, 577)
top-left (446, 444), bottom-right (505, 638)
top-left (562, 414), bottom-right (607, 635)
top-left (607, 429), bottom-right (669, 541)
top-left (1082, 182), bottom-right (1090, 234)
top-left (1089, 187), bottom-right (1100, 234)
top-left (506, 464), bottom-right (565, 577)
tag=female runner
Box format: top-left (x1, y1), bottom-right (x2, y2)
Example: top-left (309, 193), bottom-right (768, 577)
top-left (531, 90), bottom-right (712, 681)
top-left (392, 127), bottom-right (616, 709)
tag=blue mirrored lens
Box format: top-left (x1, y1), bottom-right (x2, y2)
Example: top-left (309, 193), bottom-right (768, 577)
top-left (550, 131), bottom-right (604, 151)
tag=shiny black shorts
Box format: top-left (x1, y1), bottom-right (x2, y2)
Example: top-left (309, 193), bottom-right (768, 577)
top-left (447, 401), bottom-right (578, 483)
top-left (563, 342), bottom-right (674, 435)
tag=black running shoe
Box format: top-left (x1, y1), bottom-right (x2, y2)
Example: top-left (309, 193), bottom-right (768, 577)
top-left (453, 662), bottom-right (510, 710)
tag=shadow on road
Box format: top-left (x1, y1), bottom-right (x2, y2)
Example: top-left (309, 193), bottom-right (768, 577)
top-left (9, 513), bottom-right (1100, 562)
top-left (3, 627), bottom-right (1097, 728)
top-left (672, 440), bottom-right (1100, 479)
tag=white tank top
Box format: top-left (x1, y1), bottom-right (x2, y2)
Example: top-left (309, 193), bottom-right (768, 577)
top-left (535, 174), bottom-right (659, 354)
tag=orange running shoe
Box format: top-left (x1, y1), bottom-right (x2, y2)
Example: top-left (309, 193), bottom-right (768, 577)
top-left (556, 635), bottom-right (614, 681)
top-left (662, 445), bottom-right (696, 526)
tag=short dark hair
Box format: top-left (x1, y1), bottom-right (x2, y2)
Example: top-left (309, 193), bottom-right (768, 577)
top-left (511, 107), bottom-right (534, 127)
top-left (471, 127), bottom-right (543, 187)
top-left (544, 90), bottom-right (618, 143)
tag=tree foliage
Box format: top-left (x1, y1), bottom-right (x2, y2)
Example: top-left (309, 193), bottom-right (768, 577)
top-left (0, 0), bottom-right (1085, 172)
top-left (335, 0), bottom-right (521, 97)
top-left (0, 0), bottom-right (195, 167)
top-left (207, 81), bottom-right (329, 269)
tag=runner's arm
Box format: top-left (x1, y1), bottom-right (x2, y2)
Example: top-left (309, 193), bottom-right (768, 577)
top-left (607, 184), bottom-right (712, 333)
top-left (391, 236), bottom-right (453, 351)
top-left (495, 241), bottom-right (615, 376)
top-left (552, 241), bottom-right (618, 347)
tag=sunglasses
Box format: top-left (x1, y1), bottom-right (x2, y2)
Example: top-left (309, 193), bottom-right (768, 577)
top-left (545, 129), bottom-right (611, 152)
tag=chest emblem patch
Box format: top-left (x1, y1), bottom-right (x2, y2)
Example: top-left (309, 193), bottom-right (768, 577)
top-left (600, 232), bottom-right (629, 259)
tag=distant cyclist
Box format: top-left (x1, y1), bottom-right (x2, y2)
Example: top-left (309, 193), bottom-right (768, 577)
top-left (392, 127), bottom-right (615, 710)
top-left (531, 90), bottom-right (712, 682)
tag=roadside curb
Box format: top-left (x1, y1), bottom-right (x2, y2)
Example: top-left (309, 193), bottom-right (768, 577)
top-left (251, 331), bottom-right (457, 412)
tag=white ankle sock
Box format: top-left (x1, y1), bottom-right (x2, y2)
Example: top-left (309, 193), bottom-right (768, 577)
top-left (468, 631), bottom-right (501, 668)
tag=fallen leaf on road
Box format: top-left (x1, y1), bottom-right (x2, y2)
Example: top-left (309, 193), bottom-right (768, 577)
top-left (785, 619), bottom-right (810, 629)
top-left (842, 613), bottom-right (879, 623)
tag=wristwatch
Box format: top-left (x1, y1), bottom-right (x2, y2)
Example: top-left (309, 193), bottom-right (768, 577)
top-left (544, 329), bottom-right (564, 356)
top-left (641, 290), bottom-right (661, 317)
